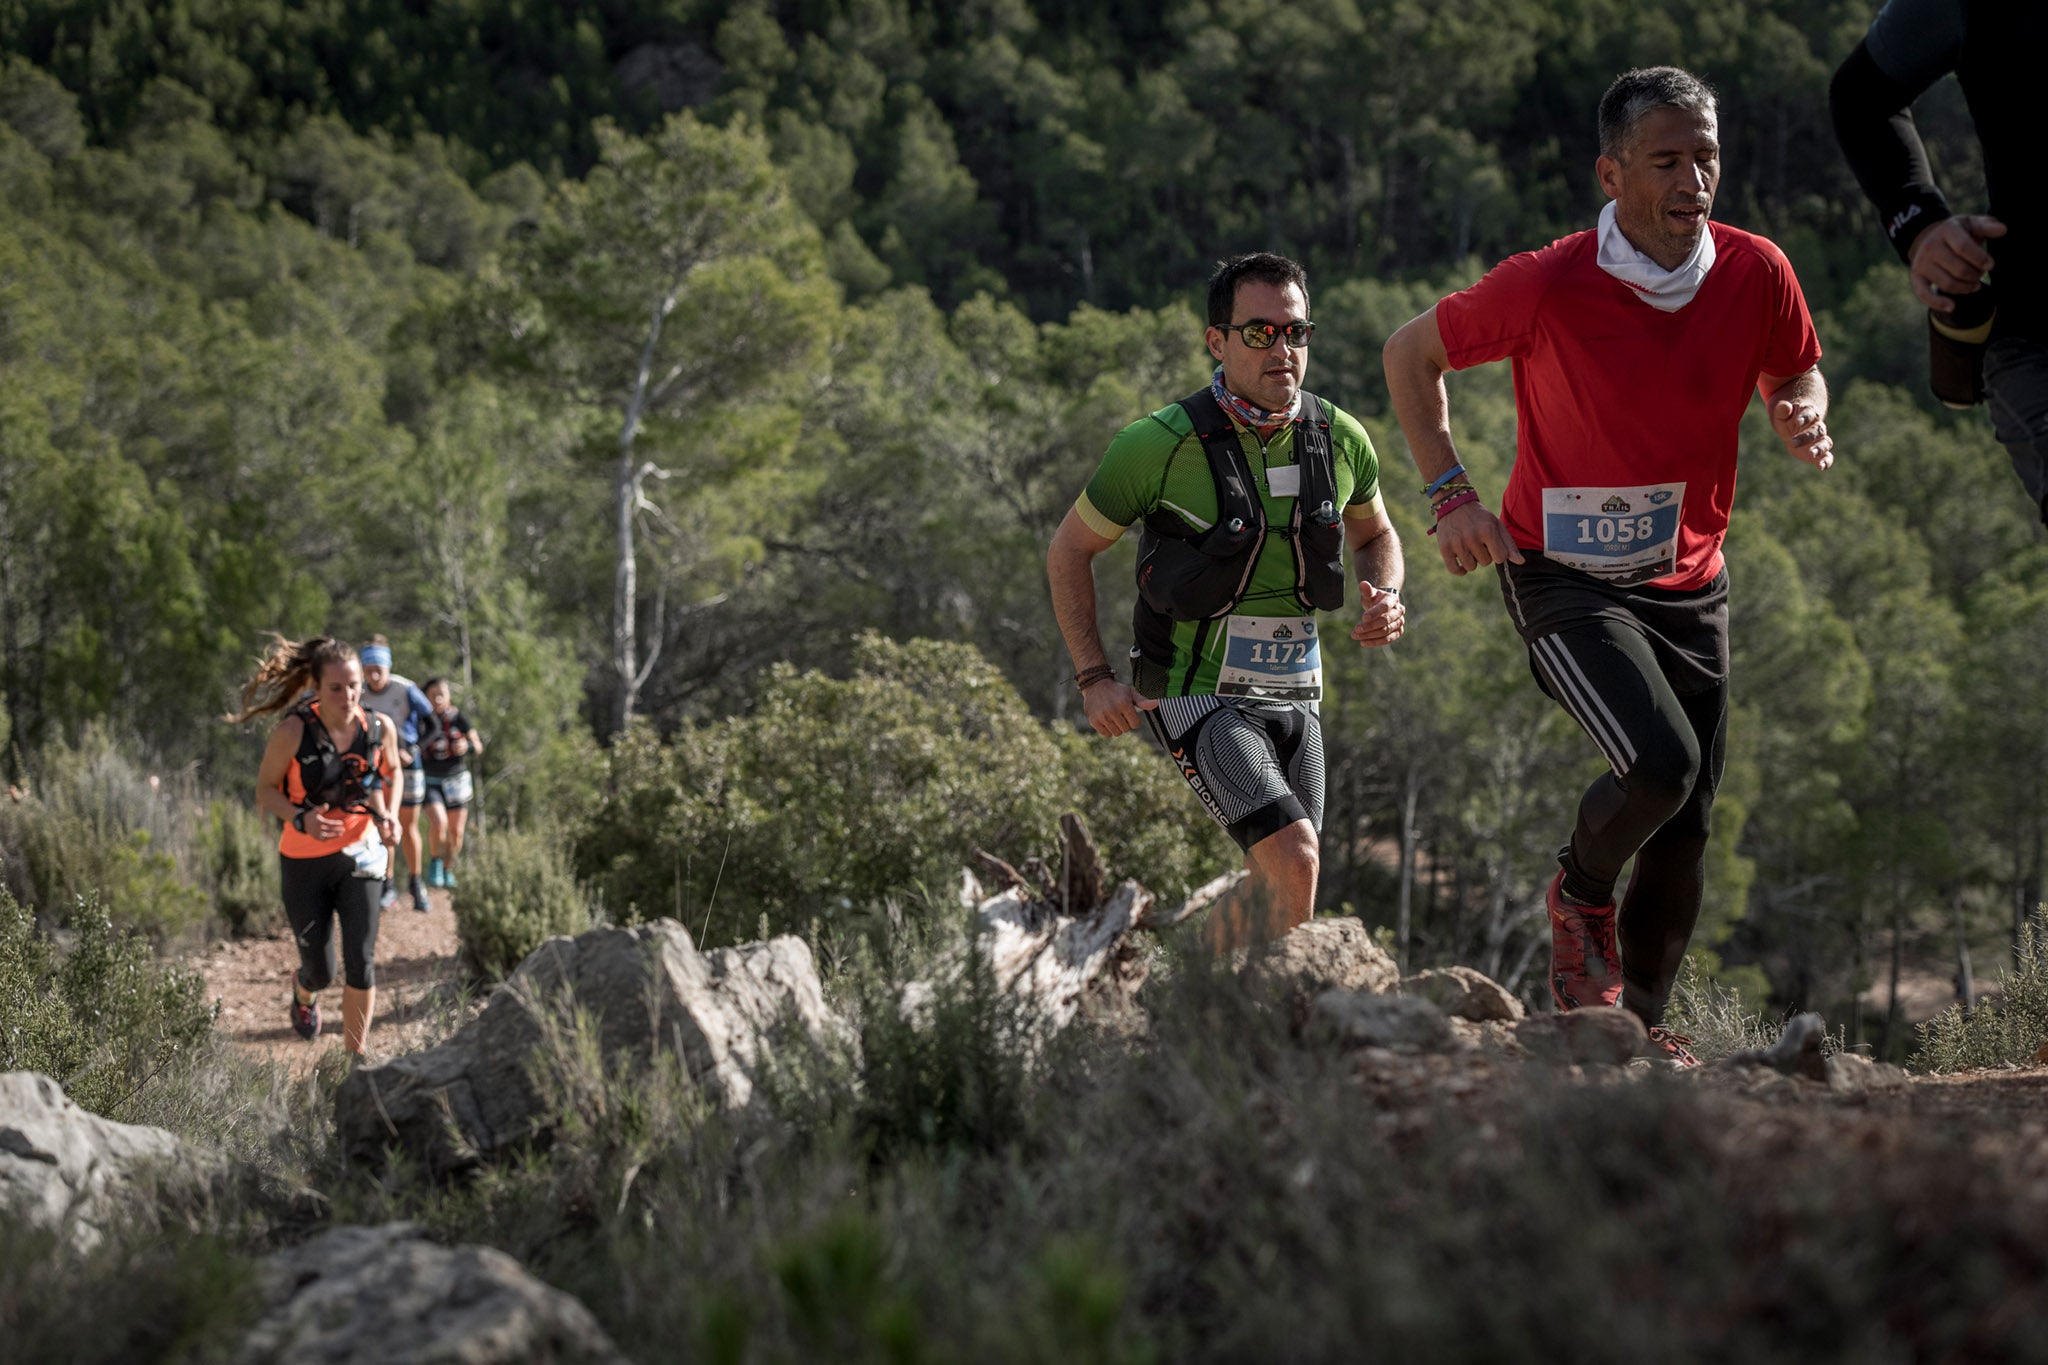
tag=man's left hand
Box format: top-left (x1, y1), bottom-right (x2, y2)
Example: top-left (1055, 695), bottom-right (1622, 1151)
top-left (1772, 399), bottom-right (1834, 470)
top-left (1352, 583), bottom-right (1405, 648)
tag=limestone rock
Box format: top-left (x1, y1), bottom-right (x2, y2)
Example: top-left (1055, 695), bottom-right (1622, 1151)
top-left (335, 921), bottom-right (849, 1176)
top-left (1400, 966), bottom-right (1526, 1022)
top-left (1305, 990), bottom-right (1457, 1054)
top-left (1247, 918), bottom-right (1400, 1030)
top-left (1823, 1052), bottom-right (1912, 1094)
top-left (1722, 1011), bottom-right (1830, 1082)
top-left (238, 1223), bottom-right (625, 1365)
top-left (0, 1070), bottom-right (219, 1251)
top-left (1514, 1007), bottom-right (1650, 1067)
top-left (1447, 1016), bottom-right (1527, 1057)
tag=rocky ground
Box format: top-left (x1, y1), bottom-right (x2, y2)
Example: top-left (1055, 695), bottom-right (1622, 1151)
top-left (12, 851), bottom-right (2048, 1363)
top-left (193, 883), bottom-right (468, 1077)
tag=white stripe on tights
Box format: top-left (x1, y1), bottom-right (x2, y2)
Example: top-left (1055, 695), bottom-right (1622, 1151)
top-left (1533, 635), bottom-right (1635, 775)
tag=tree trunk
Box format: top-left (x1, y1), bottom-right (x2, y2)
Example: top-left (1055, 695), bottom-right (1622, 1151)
top-left (1849, 923), bottom-right (1866, 1050)
top-left (2025, 823), bottom-right (2044, 950)
top-left (611, 449), bottom-right (639, 735)
top-left (609, 294), bottom-right (676, 735)
top-left (1395, 771), bottom-right (1419, 973)
top-left (1954, 883), bottom-right (1974, 1009)
top-left (1881, 900), bottom-right (1904, 1060)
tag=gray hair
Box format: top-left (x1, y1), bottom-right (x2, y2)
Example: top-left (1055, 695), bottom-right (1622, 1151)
top-left (1597, 66), bottom-right (1717, 160)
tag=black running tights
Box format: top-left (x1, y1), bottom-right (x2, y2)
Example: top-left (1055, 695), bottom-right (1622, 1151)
top-left (279, 851), bottom-right (382, 991)
top-left (1527, 622), bottom-right (1728, 1024)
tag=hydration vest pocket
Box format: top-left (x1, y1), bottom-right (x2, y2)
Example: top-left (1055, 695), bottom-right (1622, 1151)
top-left (1136, 513), bottom-right (1262, 621)
top-left (1297, 507), bottom-right (1346, 612)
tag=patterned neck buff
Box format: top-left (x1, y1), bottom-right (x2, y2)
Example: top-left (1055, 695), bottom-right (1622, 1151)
top-left (1211, 366), bottom-right (1300, 431)
top-left (1595, 200), bottom-right (1717, 313)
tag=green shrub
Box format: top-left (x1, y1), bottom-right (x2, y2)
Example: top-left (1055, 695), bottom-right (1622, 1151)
top-left (1916, 911), bottom-right (2048, 1072)
top-left (200, 798), bottom-right (280, 937)
top-left (0, 889), bottom-right (216, 1119)
top-left (0, 725), bottom-right (256, 941)
top-left (0, 1216), bottom-right (259, 1365)
top-left (454, 829), bottom-right (597, 981)
top-left (1662, 954), bottom-right (1778, 1061)
top-left (849, 924), bottom-right (1040, 1162)
top-left (574, 635), bottom-right (1231, 947)
top-left (1059, 725), bottom-right (1232, 902)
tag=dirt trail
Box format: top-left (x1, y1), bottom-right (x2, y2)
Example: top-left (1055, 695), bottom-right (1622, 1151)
top-left (196, 884), bottom-right (467, 1077)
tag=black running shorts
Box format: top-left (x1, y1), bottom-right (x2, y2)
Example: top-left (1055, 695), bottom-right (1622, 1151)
top-left (1144, 696), bottom-right (1324, 851)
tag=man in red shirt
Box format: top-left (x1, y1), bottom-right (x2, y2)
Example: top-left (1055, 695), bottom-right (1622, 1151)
top-left (1382, 66), bottom-right (1834, 1065)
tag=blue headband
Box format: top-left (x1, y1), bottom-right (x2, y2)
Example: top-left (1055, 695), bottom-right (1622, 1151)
top-left (360, 645), bottom-right (392, 668)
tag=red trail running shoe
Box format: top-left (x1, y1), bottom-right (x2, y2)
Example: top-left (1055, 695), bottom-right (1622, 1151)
top-left (1547, 869), bottom-right (1623, 1012)
top-left (1646, 1026), bottom-right (1700, 1068)
top-left (288, 981), bottom-right (320, 1041)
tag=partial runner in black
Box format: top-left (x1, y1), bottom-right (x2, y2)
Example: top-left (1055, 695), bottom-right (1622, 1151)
top-left (1833, 0), bottom-right (2048, 522)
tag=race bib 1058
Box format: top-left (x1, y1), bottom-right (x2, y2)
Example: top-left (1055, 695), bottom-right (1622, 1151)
top-left (1541, 483), bottom-right (1685, 585)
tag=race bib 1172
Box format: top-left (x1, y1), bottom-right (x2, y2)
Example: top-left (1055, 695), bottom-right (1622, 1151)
top-left (1541, 483), bottom-right (1684, 585)
top-left (1216, 614), bottom-right (1322, 701)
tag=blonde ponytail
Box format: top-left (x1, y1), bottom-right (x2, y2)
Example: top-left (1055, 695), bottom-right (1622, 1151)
top-left (228, 634), bottom-right (356, 723)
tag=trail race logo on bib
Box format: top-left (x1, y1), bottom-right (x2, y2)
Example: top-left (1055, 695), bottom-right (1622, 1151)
top-left (1542, 483), bottom-right (1686, 586)
top-left (1217, 614), bottom-right (1322, 701)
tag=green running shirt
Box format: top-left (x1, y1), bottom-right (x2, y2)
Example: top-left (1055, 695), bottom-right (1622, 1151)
top-left (1076, 398), bottom-right (1385, 695)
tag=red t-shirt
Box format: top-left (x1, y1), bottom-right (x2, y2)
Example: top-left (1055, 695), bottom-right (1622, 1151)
top-left (1436, 223), bottom-right (1822, 590)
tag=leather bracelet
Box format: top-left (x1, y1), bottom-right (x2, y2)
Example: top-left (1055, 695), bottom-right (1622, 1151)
top-left (1073, 664), bottom-right (1117, 690)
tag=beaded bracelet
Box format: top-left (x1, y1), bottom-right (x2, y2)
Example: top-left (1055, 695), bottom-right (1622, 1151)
top-left (1422, 464), bottom-right (1467, 498)
top-left (1428, 481), bottom-right (1476, 508)
top-left (1425, 488), bottom-right (1482, 536)
top-left (1073, 664), bottom-right (1117, 690)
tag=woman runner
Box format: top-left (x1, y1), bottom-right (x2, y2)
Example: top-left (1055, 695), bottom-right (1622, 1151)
top-left (234, 636), bottom-right (402, 1055)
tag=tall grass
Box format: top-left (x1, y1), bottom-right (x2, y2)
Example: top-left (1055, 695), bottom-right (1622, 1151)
top-left (0, 724), bottom-right (277, 940)
top-left (1916, 910), bottom-right (2048, 1072)
top-left (0, 889), bottom-right (215, 1120)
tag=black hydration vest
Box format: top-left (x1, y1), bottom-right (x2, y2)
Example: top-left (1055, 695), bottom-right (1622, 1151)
top-left (290, 701), bottom-right (385, 812)
top-left (1131, 388), bottom-right (1345, 666)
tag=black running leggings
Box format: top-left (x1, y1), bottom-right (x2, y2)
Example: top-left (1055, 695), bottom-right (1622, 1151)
top-left (280, 851), bottom-right (382, 991)
top-left (1528, 622), bottom-right (1728, 1024)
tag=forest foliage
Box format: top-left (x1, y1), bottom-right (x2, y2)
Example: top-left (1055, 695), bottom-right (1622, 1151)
top-left (0, 0), bottom-right (2038, 1049)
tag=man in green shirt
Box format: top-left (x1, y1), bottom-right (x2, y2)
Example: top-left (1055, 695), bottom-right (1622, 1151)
top-left (1047, 252), bottom-right (1406, 949)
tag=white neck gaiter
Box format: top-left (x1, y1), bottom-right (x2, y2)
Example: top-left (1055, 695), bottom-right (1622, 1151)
top-left (1595, 200), bottom-right (1716, 313)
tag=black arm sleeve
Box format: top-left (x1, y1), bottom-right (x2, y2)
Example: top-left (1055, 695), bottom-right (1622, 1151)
top-left (1830, 38), bottom-right (1952, 263)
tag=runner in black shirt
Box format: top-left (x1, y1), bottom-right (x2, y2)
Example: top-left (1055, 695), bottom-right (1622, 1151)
top-left (419, 676), bottom-right (483, 891)
top-left (1832, 0), bottom-right (2048, 522)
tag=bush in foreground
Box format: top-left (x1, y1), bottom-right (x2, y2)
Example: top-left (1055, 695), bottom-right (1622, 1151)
top-left (1916, 910), bottom-right (2048, 1072)
top-left (453, 830), bottom-right (598, 981)
top-left (572, 635), bottom-right (1231, 947)
top-left (0, 889), bottom-right (215, 1119)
